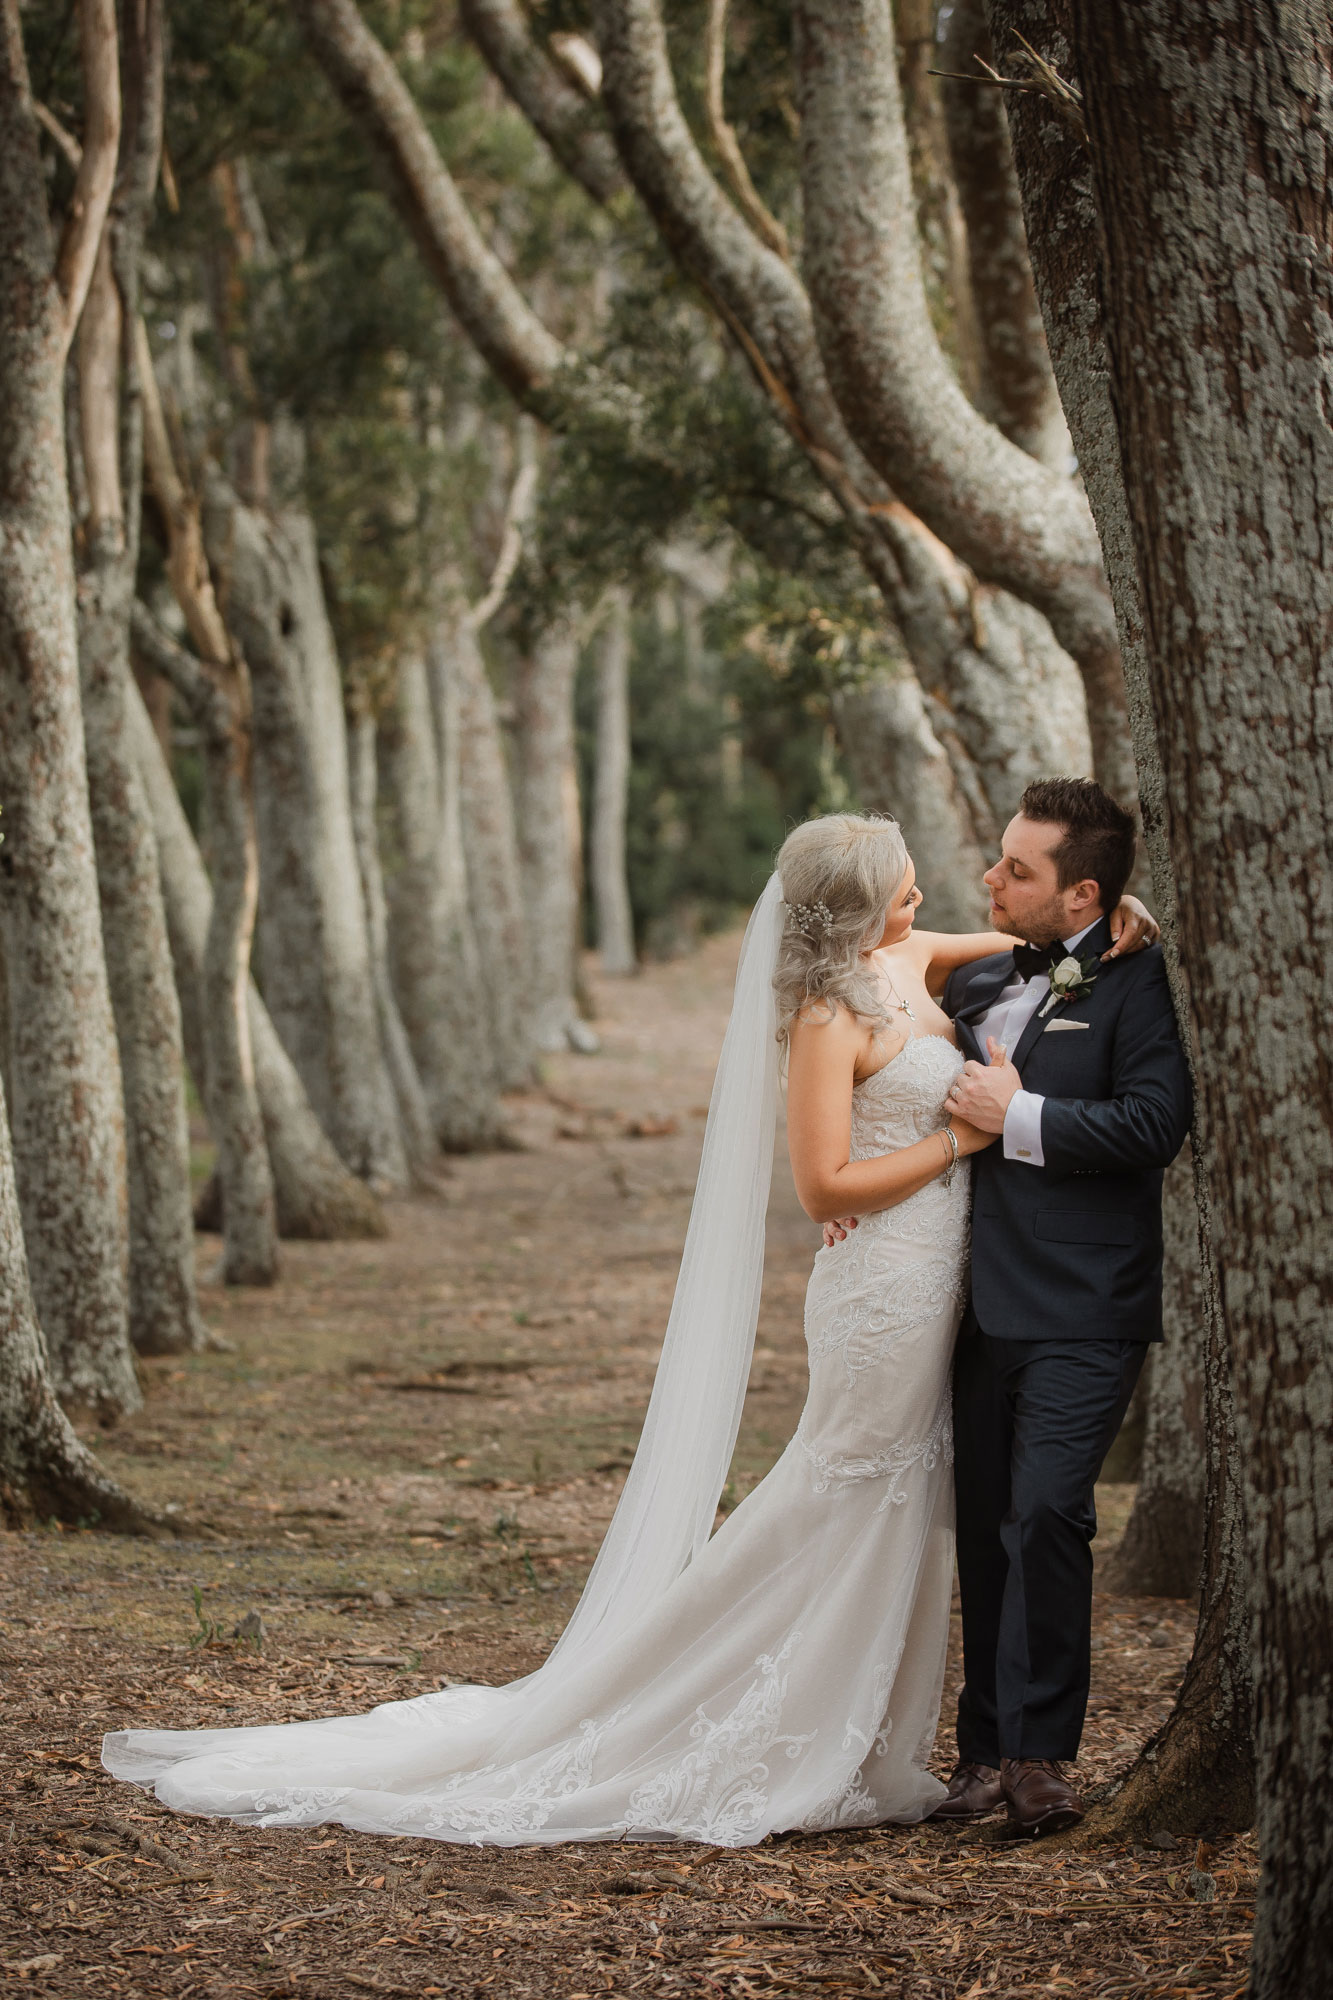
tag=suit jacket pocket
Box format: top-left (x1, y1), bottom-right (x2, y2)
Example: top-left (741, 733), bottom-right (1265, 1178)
top-left (1034, 1209), bottom-right (1138, 1246)
top-left (1044, 1018), bottom-right (1092, 1032)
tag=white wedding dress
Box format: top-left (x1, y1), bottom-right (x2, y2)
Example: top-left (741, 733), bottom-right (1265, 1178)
top-left (104, 884), bottom-right (970, 1847)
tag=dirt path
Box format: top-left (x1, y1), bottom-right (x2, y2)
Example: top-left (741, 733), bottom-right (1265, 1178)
top-left (0, 937), bottom-right (1251, 1997)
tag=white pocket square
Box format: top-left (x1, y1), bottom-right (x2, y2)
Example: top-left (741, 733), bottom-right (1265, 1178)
top-left (1044, 1018), bottom-right (1091, 1032)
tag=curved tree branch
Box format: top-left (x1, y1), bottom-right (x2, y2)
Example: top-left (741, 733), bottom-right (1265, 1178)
top-left (291, 0), bottom-right (564, 405)
top-left (938, 0), bottom-right (1067, 468)
top-left (54, 0), bottom-right (122, 354)
top-left (459, 0), bottom-right (625, 206)
top-left (704, 0), bottom-right (790, 261)
top-left (467, 415), bottom-right (539, 634)
top-left (792, 0), bottom-right (1133, 795)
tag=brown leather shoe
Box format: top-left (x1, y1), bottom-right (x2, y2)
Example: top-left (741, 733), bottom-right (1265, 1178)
top-left (928, 1760), bottom-right (1003, 1823)
top-left (1001, 1758), bottom-right (1084, 1836)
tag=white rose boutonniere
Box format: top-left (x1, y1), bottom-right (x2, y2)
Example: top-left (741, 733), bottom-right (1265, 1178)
top-left (1039, 953), bottom-right (1099, 1017)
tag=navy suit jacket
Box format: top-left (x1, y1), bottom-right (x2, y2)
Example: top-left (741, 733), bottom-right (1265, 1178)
top-left (943, 916), bottom-right (1192, 1342)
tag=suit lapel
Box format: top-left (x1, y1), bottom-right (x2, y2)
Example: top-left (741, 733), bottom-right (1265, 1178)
top-left (1012, 915), bottom-right (1114, 1072)
top-left (953, 954), bottom-right (1016, 1061)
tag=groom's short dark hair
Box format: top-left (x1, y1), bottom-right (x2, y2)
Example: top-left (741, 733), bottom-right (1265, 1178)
top-left (1020, 777), bottom-right (1137, 914)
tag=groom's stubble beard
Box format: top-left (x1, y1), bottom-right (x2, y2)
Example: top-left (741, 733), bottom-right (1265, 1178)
top-left (987, 889), bottom-right (1076, 949)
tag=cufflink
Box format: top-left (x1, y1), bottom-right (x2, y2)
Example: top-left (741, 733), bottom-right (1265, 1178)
top-left (1017, 1148), bottom-right (1032, 1159)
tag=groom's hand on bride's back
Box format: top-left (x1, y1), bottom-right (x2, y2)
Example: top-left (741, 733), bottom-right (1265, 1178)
top-left (822, 1215), bottom-right (859, 1247)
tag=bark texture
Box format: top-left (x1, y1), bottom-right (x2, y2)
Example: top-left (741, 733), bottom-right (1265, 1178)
top-left (590, 588), bottom-right (635, 976)
top-left (125, 676), bottom-right (384, 1242)
top-left (459, 0), bottom-right (625, 205)
top-left (452, 616), bottom-right (532, 1088)
top-left (0, 1065), bottom-right (156, 1531)
top-left (1064, 9), bottom-right (1333, 1981)
top-left (938, 0), bottom-right (1068, 467)
top-left (206, 465), bottom-right (406, 1191)
top-left (74, 0), bottom-right (205, 1353)
top-left (0, 0), bottom-right (139, 1418)
top-left (790, 0), bottom-right (1132, 800)
top-left (985, 0), bottom-right (1257, 1853)
top-left (346, 705), bottom-right (436, 1181)
top-left (383, 647), bottom-right (503, 1148)
top-left (513, 618), bottom-right (587, 1054)
top-left (131, 607), bottom-right (278, 1286)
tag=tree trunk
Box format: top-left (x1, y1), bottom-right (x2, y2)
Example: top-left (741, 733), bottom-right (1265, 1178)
top-left (0, 1064), bottom-right (157, 1532)
top-left (383, 647), bottom-right (504, 1147)
top-left (1063, 10), bottom-right (1333, 1982)
top-left (124, 674), bottom-right (384, 1242)
top-left (590, 587), bottom-right (635, 976)
top-left (1104, 1150), bottom-right (1206, 1597)
top-left (0, 5), bottom-right (139, 1421)
top-left (205, 463), bottom-right (407, 1191)
top-left (73, 0), bottom-right (205, 1353)
top-left (983, 0), bottom-right (1258, 1851)
top-left (129, 608), bottom-right (278, 1286)
top-left (346, 703), bottom-right (436, 1180)
top-left (995, 0), bottom-right (1326, 1957)
top-left (452, 612), bottom-right (533, 1087)
top-left (512, 617), bottom-right (588, 1053)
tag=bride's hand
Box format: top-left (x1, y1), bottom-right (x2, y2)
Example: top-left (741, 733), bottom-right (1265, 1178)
top-left (1105, 894), bottom-right (1159, 958)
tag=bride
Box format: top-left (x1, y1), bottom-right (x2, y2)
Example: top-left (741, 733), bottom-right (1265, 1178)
top-left (103, 813), bottom-right (1140, 1846)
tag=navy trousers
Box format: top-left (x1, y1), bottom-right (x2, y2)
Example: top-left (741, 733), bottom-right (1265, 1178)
top-left (952, 1307), bottom-right (1147, 1765)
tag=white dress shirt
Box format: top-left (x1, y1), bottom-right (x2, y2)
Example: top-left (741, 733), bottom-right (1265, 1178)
top-left (972, 919), bottom-right (1101, 1168)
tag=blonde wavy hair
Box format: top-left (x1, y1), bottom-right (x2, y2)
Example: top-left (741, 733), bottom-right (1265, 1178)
top-left (773, 813), bottom-right (910, 1048)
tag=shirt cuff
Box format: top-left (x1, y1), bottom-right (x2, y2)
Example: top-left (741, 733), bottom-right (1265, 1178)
top-left (1003, 1090), bottom-right (1046, 1166)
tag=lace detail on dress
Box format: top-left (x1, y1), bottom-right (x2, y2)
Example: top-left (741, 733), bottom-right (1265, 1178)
top-left (795, 1398), bottom-right (953, 1506)
top-left (623, 1635), bottom-right (814, 1844)
top-left (414, 1707), bottom-right (631, 1838)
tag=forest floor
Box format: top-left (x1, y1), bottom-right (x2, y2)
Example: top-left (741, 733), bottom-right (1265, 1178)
top-left (0, 930), bottom-right (1252, 2000)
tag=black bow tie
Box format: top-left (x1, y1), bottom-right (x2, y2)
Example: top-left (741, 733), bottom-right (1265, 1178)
top-left (1012, 940), bottom-right (1064, 982)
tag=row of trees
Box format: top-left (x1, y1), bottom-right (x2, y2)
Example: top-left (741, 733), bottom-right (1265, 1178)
top-left (0, 2), bottom-right (1327, 1988)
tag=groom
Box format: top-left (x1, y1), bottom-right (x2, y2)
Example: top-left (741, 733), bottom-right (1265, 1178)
top-left (934, 777), bottom-right (1191, 1836)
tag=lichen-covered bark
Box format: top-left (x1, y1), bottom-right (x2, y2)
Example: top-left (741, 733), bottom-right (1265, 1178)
top-left (0, 1065), bottom-right (157, 1532)
top-left (346, 704), bottom-right (435, 1180)
top-left (938, 0), bottom-right (1068, 467)
top-left (790, 0), bottom-right (1132, 801)
top-left (383, 648), bottom-right (503, 1148)
top-left (125, 675), bottom-right (383, 1243)
top-left (452, 616), bottom-right (533, 1089)
top-left (1045, 6), bottom-right (1332, 1975)
top-left (0, 4), bottom-right (139, 1419)
top-left (207, 469), bottom-right (407, 1193)
top-left (590, 588), bottom-right (635, 976)
top-left (74, 0), bottom-right (205, 1354)
top-left (513, 619), bottom-right (585, 1053)
top-left (130, 607), bottom-right (278, 1287)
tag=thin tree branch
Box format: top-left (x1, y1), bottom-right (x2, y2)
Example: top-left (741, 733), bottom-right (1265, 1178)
top-left (704, 0), bottom-right (789, 261)
top-left (466, 416), bottom-right (539, 633)
top-left (34, 97), bottom-right (82, 168)
top-left (459, 0), bottom-right (625, 206)
top-left (54, 0), bottom-right (121, 352)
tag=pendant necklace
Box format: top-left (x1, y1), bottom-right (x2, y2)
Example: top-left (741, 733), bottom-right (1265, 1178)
top-left (884, 974), bottom-right (916, 1022)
